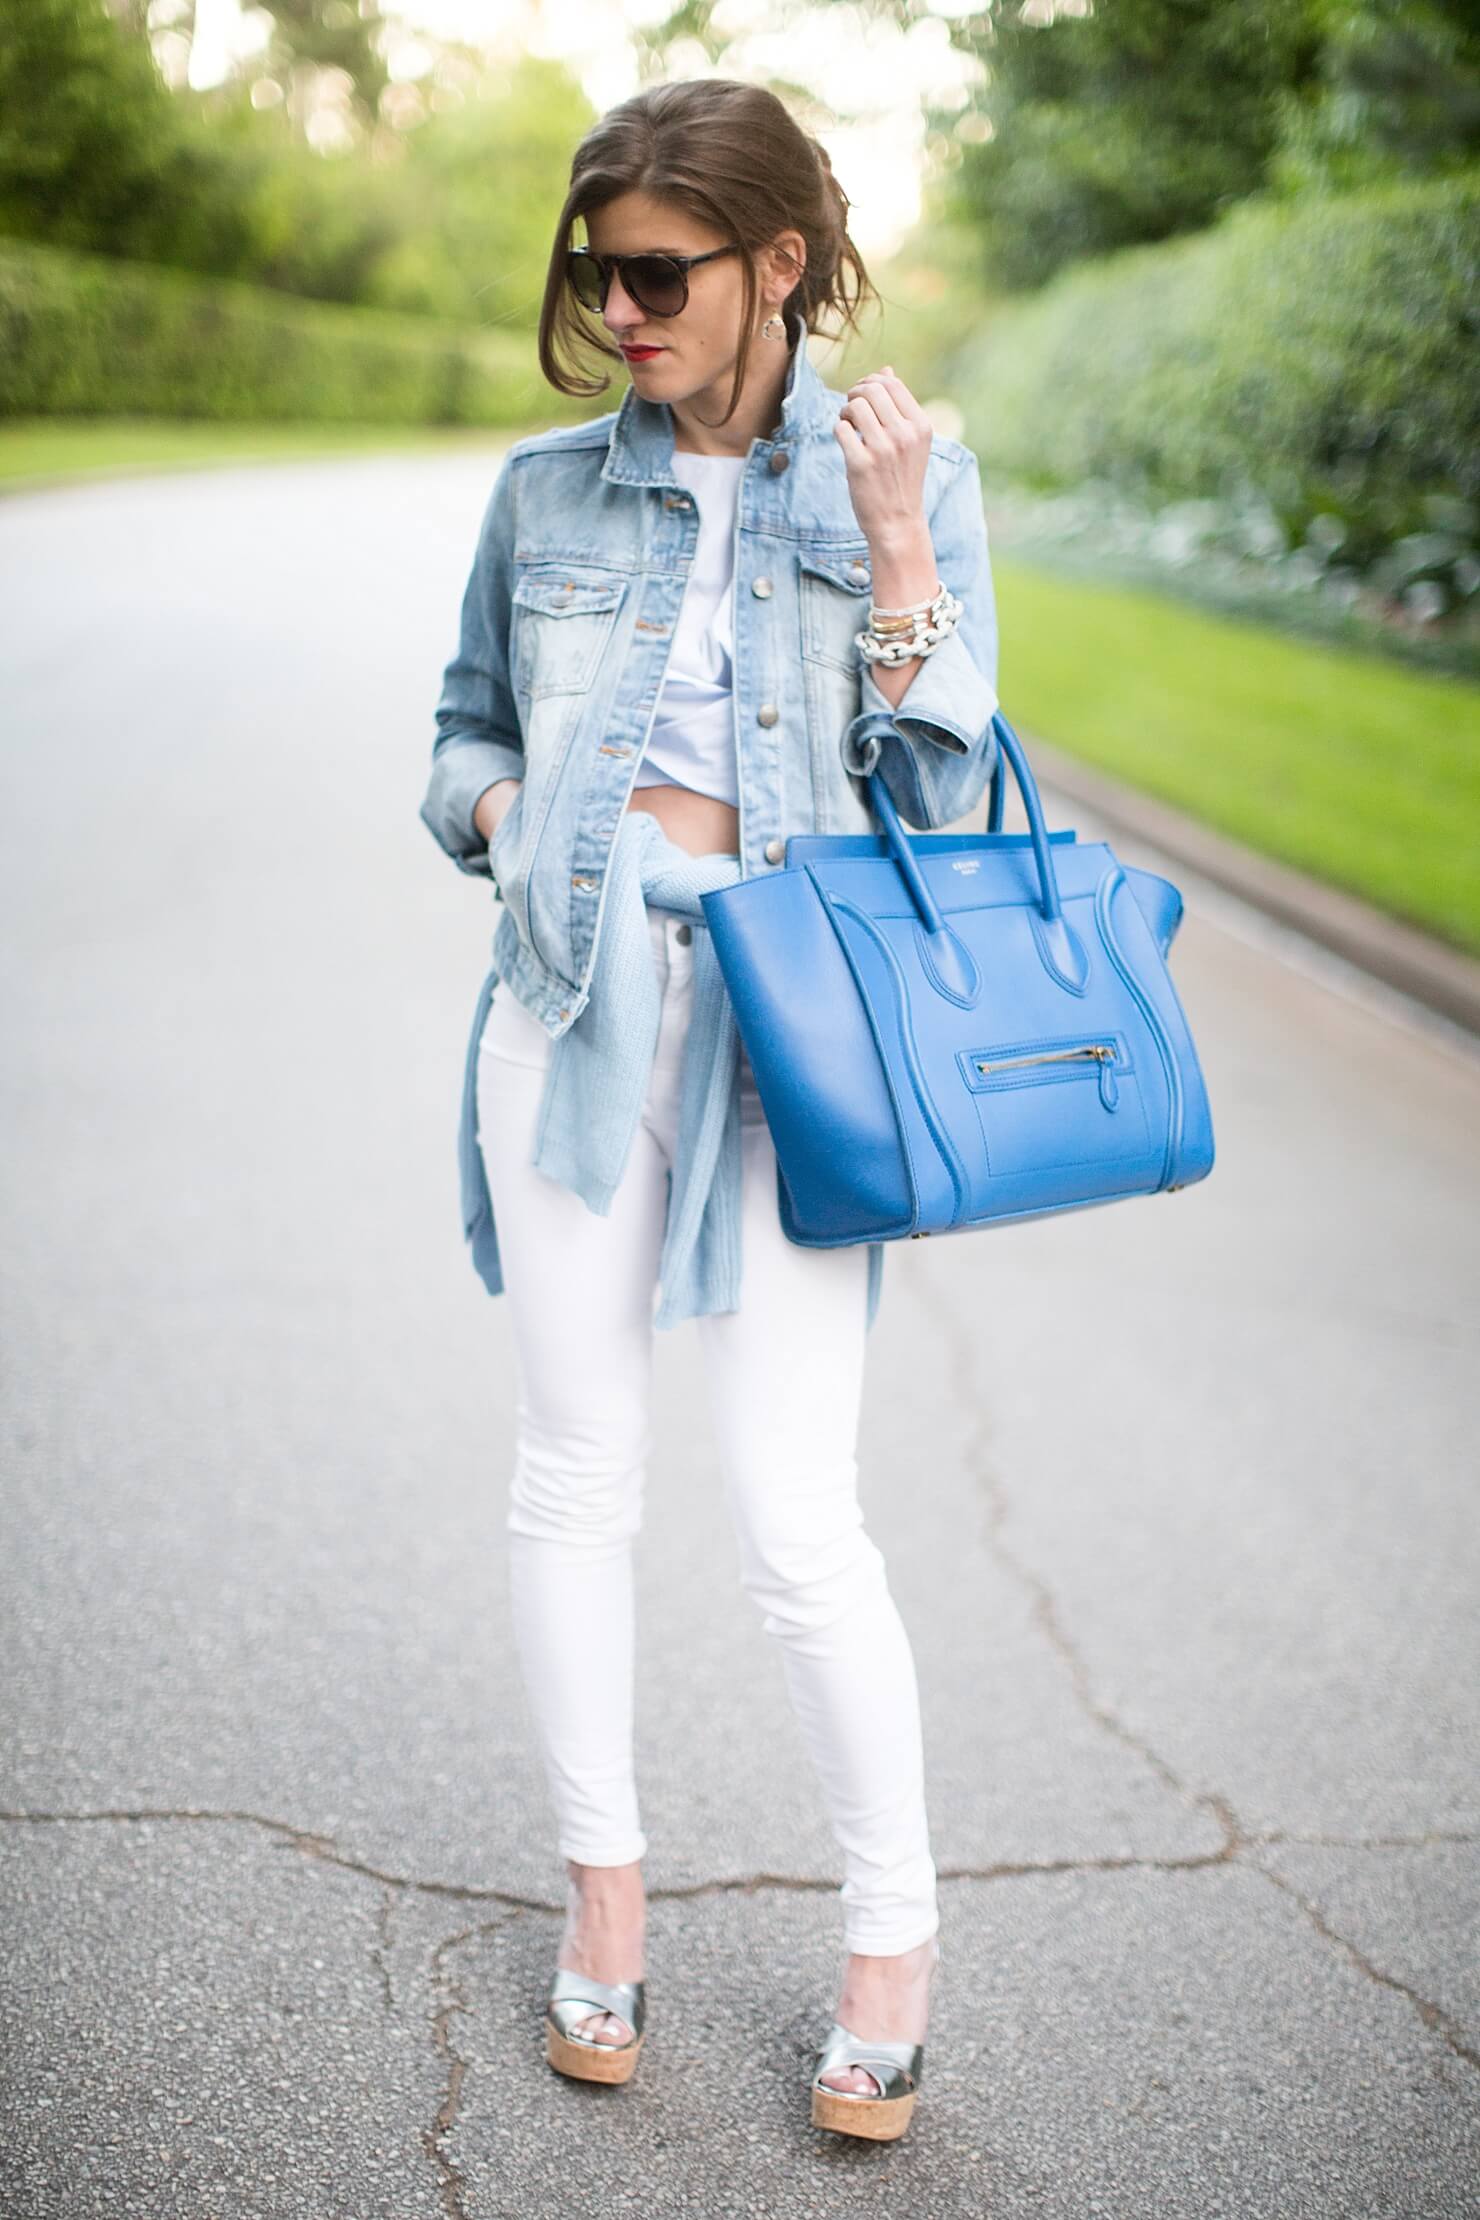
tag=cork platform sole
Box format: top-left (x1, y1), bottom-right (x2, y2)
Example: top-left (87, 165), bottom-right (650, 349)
top-left (810, 2078), bottom-right (918, 2139)
top-left (544, 1966), bottom-right (646, 2086)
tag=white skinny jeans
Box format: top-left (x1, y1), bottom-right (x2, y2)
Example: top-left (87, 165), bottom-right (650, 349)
top-left (476, 903), bottom-right (939, 1955)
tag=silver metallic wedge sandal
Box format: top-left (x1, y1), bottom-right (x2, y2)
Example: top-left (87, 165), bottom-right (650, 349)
top-left (810, 1936), bottom-right (940, 2141)
top-left (545, 1966), bottom-right (646, 2085)
top-left (810, 2024), bottom-right (926, 2140)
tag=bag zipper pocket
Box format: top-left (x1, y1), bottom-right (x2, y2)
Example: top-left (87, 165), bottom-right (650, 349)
top-left (961, 1035), bottom-right (1130, 1112)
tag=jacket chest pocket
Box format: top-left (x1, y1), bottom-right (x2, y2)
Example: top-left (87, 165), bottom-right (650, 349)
top-left (511, 564), bottom-right (628, 700)
top-left (798, 545), bottom-right (873, 673)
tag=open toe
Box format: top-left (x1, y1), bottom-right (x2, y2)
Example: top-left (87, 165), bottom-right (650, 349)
top-left (545, 1967), bottom-right (646, 2085)
top-left (810, 2023), bottom-right (925, 2140)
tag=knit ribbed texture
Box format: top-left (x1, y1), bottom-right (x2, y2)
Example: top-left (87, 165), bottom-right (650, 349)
top-left (457, 808), bottom-right (884, 1331)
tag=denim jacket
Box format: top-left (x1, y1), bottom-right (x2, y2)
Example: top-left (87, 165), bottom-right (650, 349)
top-left (419, 311), bottom-right (1002, 1039)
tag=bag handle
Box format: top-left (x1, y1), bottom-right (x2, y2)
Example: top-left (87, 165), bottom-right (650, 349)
top-left (867, 711), bottom-right (1063, 922)
top-left (986, 738), bottom-right (1006, 833)
top-left (866, 710), bottom-right (1089, 992)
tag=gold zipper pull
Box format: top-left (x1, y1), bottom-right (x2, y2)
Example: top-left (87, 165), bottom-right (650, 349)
top-left (969, 1041), bottom-right (1122, 1110)
top-left (974, 1043), bottom-right (1115, 1076)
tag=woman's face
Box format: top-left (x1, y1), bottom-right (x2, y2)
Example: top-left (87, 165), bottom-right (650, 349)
top-left (581, 190), bottom-right (796, 403)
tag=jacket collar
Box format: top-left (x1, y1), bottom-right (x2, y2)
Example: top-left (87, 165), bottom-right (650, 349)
top-left (600, 308), bottom-right (831, 488)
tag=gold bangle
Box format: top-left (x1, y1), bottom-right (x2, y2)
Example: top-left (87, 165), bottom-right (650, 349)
top-left (868, 579), bottom-right (946, 620)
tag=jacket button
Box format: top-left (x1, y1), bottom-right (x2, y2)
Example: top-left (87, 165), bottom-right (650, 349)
top-left (768, 449), bottom-right (789, 474)
top-left (674, 922), bottom-right (693, 945)
top-left (763, 837), bottom-right (786, 865)
top-left (849, 558), bottom-right (870, 581)
top-left (756, 702), bottom-right (779, 726)
top-left (751, 576), bottom-right (773, 598)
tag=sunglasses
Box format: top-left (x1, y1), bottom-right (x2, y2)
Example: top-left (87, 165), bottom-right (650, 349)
top-left (566, 243), bottom-right (741, 320)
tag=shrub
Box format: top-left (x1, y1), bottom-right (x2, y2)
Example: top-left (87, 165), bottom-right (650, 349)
top-left (0, 239), bottom-right (581, 427)
top-left (951, 175), bottom-right (1480, 570)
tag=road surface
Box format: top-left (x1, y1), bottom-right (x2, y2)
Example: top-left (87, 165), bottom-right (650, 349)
top-left (2, 452), bottom-right (1477, 2217)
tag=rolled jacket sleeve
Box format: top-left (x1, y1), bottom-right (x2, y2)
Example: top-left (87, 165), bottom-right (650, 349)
top-left (420, 449), bottom-right (526, 878)
top-left (840, 447), bottom-right (1000, 829)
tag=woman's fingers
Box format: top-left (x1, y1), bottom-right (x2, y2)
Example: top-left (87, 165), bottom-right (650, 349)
top-left (847, 366), bottom-right (925, 416)
top-left (843, 367), bottom-right (932, 456)
top-left (839, 389), bottom-right (888, 438)
top-left (847, 372), bottom-right (907, 429)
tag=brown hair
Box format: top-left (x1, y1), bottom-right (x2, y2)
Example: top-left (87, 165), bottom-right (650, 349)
top-left (535, 79), bottom-right (878, 427)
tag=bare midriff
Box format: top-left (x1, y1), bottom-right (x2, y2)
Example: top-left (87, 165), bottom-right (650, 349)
top-left (624, 782), bottom-right (740, 859)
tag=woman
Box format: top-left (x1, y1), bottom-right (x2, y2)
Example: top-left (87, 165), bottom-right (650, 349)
top-left (419, 77), bottom-right (1000, 2141)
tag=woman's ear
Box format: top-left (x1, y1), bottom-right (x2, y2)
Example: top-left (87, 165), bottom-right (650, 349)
top-left (766, 230), bottom-right (806, 294)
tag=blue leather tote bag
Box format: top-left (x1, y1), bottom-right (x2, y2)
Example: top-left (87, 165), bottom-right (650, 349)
top-left (699, 711), bottom-right (1215, 1247)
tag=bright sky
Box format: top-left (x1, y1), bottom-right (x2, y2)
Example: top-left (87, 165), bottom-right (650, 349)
top-left (186, 0), bottom-right (983, 259)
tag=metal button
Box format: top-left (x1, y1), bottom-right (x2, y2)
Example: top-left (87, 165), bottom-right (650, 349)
top-left (764, 836), bottom-right (786, 865)
top-left (849, 558), bottom-right (870, 581)
top-left (768, 449), bottom-right (790, 475)
top-left (674, 922), bottom-right (693, 945)
top-left (751, 576), bottom-right (773, 598)
top-left (756, 702), bottom-right (779, 726)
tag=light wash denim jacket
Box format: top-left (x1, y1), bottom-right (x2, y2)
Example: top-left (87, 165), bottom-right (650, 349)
top-left (420, 312), bottom-right (1002, 1037)
top-left (421, 314), bottom-right (1002, 1322)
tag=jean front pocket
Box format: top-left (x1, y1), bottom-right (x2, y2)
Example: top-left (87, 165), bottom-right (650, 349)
top-left (796, 542), bottom-right (873, 778)
top-left (797, 542), bottom-right (873, 672)
top-left (510, 563), bottom-right (628, 701)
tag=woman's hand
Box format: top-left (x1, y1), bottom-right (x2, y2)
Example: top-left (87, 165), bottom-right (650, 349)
top-left (833, 365), bottom-right (932, 550)
top-left (834, 364), bottom-right (941, 703)
top-left (474, 776), bottom-right (521, 845)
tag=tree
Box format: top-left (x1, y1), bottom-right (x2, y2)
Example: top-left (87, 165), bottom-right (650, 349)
top-left (247, 0), bottom-right (391, 144)
top-left (941, 0), bottom-right (1324, 290)
top-left (1276, 0), bottom-right (1480, 192)
top-left (0, 0), bottom-right (184, 248)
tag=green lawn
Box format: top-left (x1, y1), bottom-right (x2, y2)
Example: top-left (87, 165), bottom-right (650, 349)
top-left (4, 419), bottom-right (1475, 956)
top-left (0, 415), bottom-right (510, 491)
top-left (995, 559), bottom-right (1480, 957)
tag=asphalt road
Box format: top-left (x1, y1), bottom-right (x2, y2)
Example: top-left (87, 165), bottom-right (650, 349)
top-left (2, 452), bottom-right (1477, 2219)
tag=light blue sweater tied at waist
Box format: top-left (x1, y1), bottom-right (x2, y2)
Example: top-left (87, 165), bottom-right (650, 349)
top-left (457, 806), bottom-right (884, 1332)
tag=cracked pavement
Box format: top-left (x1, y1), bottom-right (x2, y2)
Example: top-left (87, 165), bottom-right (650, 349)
top-left (2, 453), bottom-right (1478, 2217)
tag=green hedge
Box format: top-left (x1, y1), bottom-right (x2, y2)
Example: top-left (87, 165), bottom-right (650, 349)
top-left (951, 176), bottom-right (1480, 563)
top-left (0, 239), bottom-right (583, 428)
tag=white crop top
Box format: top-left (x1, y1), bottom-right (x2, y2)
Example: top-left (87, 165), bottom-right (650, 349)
top-left (632, 448), bottom-right (744, 807)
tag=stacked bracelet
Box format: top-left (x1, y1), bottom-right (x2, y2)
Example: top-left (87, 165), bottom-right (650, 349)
top-left (854, 579), bottom-right (963, 666)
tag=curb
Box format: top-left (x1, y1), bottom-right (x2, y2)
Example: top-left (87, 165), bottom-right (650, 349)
top-left (1022, 735), bottom-right (1480, 1040)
